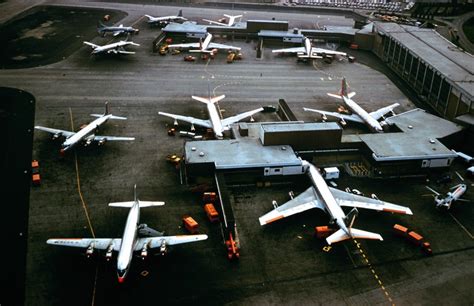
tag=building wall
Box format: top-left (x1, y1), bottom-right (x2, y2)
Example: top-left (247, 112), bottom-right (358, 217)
top-left (373, 28), bottom-right (473, 120)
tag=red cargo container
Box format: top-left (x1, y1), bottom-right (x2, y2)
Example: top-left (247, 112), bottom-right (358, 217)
top-left (183, 216), bottom-right (199, 234)
top-left (204, 203), bottom-right (219, 222)
top-left (314, 226), bottom-right (335, 239)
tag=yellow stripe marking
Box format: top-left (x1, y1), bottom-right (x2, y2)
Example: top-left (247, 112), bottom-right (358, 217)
top-left (69, 107), bottom-right (95, 239)
top-left (68, 108), bottom-right (97, 306)
top-left (353, 239), bottom-right (395, 305)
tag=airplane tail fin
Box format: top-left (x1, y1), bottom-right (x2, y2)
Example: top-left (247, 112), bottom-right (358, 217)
top-left (109, 185), bottom-right (165, 208)
top-left (326, 228), bottom-right (383, 245)
top-left (90, 102), bottom-right (127, 120)
top-left (340, 77), bottom-right (356, 98)
top-left (178, 9), bottom-right (183, 17)
top-left (191, 94), bottom-right (225, 104)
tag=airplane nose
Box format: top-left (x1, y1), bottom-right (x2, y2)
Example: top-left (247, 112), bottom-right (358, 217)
top-left (118, 277), bottom-right (125, 283)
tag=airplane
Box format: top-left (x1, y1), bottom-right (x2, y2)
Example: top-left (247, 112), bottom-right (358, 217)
top-left (426, 183), bottom-right (468, 209)
top-left (35, 102), bottom-right (135, 155)
top-left (202, 14), bottom-right (243, 27)
top-left (158, 86), bottom-right (263, 139)
top-left (47, 185), bottom-right (208, 283)
top-left (144, 10), bottom-right (187, 25)
top-left (167, 33), bottom-right (240, 54)
top-left (83, 40), bottom-right (140, 55)
top-left (259, 160), bottom-right (413, 245)
top-left (97, 21), bottom-right (139, 37)
top-left (303, 78), bottom-right (400, 133)
top-left (272, 37), bottom-right (348, 60)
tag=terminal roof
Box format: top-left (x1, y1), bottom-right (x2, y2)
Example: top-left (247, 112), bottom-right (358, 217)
top-left (185, 138), bottom-right (301, 169)
top-left (375, 22), bottom-right (474, 99)
top-left (360, 109), bottom-right (462, 161)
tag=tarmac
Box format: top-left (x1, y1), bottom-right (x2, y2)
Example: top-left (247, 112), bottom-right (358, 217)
top-left (0, 2), bottom-right (473, 305)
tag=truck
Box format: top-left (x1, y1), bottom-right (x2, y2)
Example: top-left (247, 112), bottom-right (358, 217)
top-left (322, 167), bottom-right (339, 180)
top-left (226, 52), bottom-right (235, 63)
top-left (204, 203), bottom-right (219, 222)
top-left (183, 216), bottom-right (199, 234)
top-left (393, 224), bottom-right (432, 255)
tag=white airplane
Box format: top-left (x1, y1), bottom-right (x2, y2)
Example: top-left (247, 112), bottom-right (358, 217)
top-left (259, 160), bottom-right (413, 245)
top-left (97, 22), bottom-right (139, 37)
top-left (47, 185), bottom-right (208, 283)
top-left (426, 184), bottom-right (468, 209)
top-left (35, 102), bottom-right (135, 155)
top-left (168, 33), bottom-right (240, 54)
top-left (272, 37), bottom-right (347, 59)
top-left (83, 40), bottom-right (140, 55)
top-left (202, 14), bottom-right (243, 27)
top-left (303, 78), bottom-right (400, 133)
top-left (158, 87), bottom-right (263, 139)
top-left (145, 10), bottom-right (187, 25)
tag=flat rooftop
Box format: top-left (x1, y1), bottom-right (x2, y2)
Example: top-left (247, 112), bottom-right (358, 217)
top-left (260, 122), bottom-right (339, 132)
top-left (162, 21), bottom-right (207, 34)
top-left (360, 109), bottom-right (462, 161)
top-left (185, 138), bottom-right (301, 169)
top-left (258, 30), bottom-right (304, 39)
top-left (375, 22), bottom-right (474, 99)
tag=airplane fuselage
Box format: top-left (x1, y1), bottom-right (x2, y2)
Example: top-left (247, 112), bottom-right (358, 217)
top-left (62, 115), bottom-right (111, 150)
top-left (437, 184), bottom-right (467, 208)
top-left (303, 161), bottom-right (350, 236)
top-left (304, 38), bottom-right (312, 56)
top-left (207, 102), bottom-right (224, 139)
top-left (342, 96), bottom-right (384, 132)
top-left (116, 200), bottom-right (140, 283)
top-left (100, 26), bottom-right (136, 34)
top-left (93, 41), bottom-right (131, 54)
top-left (149, 16), bottom-right (185, 23)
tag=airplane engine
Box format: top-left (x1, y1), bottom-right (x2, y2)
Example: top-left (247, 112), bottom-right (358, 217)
top-left (321, 114), bottom-right (327, 121)
top-left (173, 119), bottom-right (178, 126)
top-left (52, 133), bottom-right (61, 140)
top-left (86, 243), bottom-right (95, 258)
top-left (98, 139), bottom-right (107, 146)
top-left (105, 244), bottom-right (114, 261)
top-left (141, 245), bottom-right (148, 260)
top-left (159, 240), bottom-right (167, 255)
top-left (339, 118), bottom-right (347, 126)
top-left (190, 123), bottom-right (195, 132)
top-left (84, 135), bottom-right (94, 146)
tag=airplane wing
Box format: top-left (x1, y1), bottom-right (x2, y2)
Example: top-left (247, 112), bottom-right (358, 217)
top-left (93, 135), bottom-right (135, 142)
top-left (221, 107), bottom-right (264, 127)
top-left (202, 19), bottom-right (226, 26)
top-left (47, 238), bottom-right (122, 251)
top-left (117, 50), bottom-right (136, 55)
top-left (303, 108), bottom-right (365, 124)
top-left (259, 187), bottom-right (326, 225)
top-left (311, 48), bottom-right (347, 56)
top-left (83, 41), bottom-right (99, 49)
top-left (369, 103), bottom-right (400, 120)
top-left (272, 47), bottom-right (306, 54)
top-left (35, 126), bottom-right (75, 138)
top-left (158, 111), bottom-right (212, 129)
top-left (328, 187), bottom-right (413, 215)
top-left (109, 201), bottom-right (164, 208)
top-left (168, 42), bottom-right (200, 49)
top-left (135, 234), bottom-right (208, 250)
top-left (207, 42), bottom-right (241, 50)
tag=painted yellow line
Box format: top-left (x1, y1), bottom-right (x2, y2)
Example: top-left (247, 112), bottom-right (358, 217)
top-left (353, 239), bottom-right (395, 305)
top-left (69, 108), bottom-right (96, 239)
